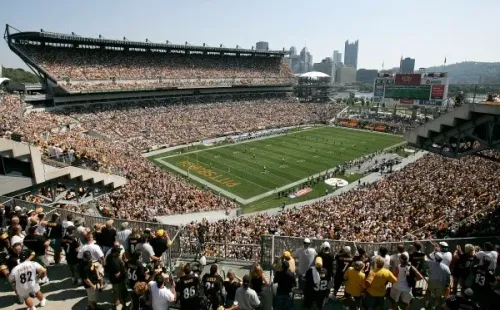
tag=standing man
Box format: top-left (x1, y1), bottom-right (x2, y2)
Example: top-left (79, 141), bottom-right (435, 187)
top-left (304, 257), bottom-right (330, 309)
top-left (106, 247), bottom-right (129, 310)
top-left (148, 274), bottom-right (176, 310)
top-left (234, 275), bottom-right (260, 310)
top-left (62, 226), bottom-right (81, 284)
top-left (101, 220), bottom-right (117, 255)
top-left (45, 213), bottom-right (63, 265)
top-left (23, 226), bottom-right (50, 284)
top-left (364, 256), bottom-right (397, 310)
top-left (294, 237), bottom-right (317, 292)
top-left (125, 250), bottom-right (148, 310)
top-left (273, 260), bottom-right (296, 310)
top-left (80, 250), bottom-right (100, 310)
top-left (333, 245), bottom-right (353, 300)
top-left (150, 229), bottom-right (170, 264)
top-left (425, 252), bottom-right (451, 309)
top-left (176, 264), bottom-right (202, 310)
top-left (390, 253), bottom-right (423, 310)
top-left (202, 264), bottom-right (224, 309)
top-left (116, 222), bottom-right (132, 252)
top-left (9, 250), bottom-right (47, 310)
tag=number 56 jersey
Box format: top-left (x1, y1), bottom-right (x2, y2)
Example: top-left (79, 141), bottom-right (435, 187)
top-left (9, 261), bottom-right (44, 298)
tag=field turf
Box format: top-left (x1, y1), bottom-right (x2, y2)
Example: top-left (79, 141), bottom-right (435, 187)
top-left (152, 126), bottom-right (403, 201)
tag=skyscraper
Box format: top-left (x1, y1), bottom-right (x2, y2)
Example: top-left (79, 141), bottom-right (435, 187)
top-left (333, 50), bottom-right (342, 64)
top-left (400, 57), bottom-right (415, 73)
top-left (344, 40), bottom-right (359, 69)
top-left (256, 41), bottom-right (269, 50)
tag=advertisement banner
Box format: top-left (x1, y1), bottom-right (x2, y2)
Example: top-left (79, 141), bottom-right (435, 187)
top-left (431, 85), bottom-right (445, 99)
top-left (395, 74), bottom-right (422, 85)
top-left (400, 99), bottom-right (414, 104)
top-left (288, 187), bottom-right (312, 199)
top-left (374, 84), bottom-right (385, 98)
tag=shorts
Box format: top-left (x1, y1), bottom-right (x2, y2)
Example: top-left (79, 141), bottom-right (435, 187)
top-left (17, 284), bottom-right (41, 299)
top-left (94, 262), bottom-right (104, 278)
top-left (50, 239), bottom-right (61, 252)
top-left (111, 282), bottom-right (128, 302)
top-left (427, 281), bottom-right (446, 298)
top-left (363, 292), bottom-right (385, 309)
top-left (86, 287), bottom-right (98, 303)
top-left (390, 287), bottom-right (413, 304)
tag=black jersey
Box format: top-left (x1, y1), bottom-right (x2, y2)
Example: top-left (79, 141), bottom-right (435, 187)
top-left (335, 253), bottom-right (353, 277)
top-left (409, 251), bottom-right (426, 273)
top-left (45, 220), bottom-right (63, 239)
top-left (353, 255), bottom-right (371, 276)
top-left (23, 234), bottom-right (46, 255)
top-left (305, 266), bottom-right (330, 293)
top-left (471, 265), bottom-right (496, 294)
top-left (454, 253), bottom-right (475, 278)
top-left (445, 295), bottom-right (480, 310)
top-left (125, 261), bottom-right (147, 289)
top-left (201, 273), bottom-right (223, 297)
top-left (61, 234), bottom-right (80, 263)
top-left (317, 251), bottom-right (334, 279)
top-left (177, 274), bottom-right (201, 310)
top-left (128, 235), bottom-right (139, 253)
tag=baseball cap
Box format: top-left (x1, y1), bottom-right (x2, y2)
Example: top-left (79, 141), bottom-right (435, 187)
top-left (155, 229), bottom-right (164, 237)
top-left (343, 246), bottom-right (351, 253)
top-left (439, 241), bottom-right (448, 247)
top-left (434, 252), bottom-right (443, 261)
top-left (283, 251), bottom-right (291, 260)
top-left (27, 210), bottom-right (35, 216)
top-left (303, 238), bottom-right (311, 244)
top-left (315, 256), bottom-right (323, 267)
top-left (322, 241), bottom-right (330, 249)
top-left (14, 206), bottom-right (21, 212)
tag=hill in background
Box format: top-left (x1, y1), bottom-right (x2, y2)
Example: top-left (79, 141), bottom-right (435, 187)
top-left (426, 62), bottom-right (500, 84)
top-left (1, 66), bottom-right (40, 84)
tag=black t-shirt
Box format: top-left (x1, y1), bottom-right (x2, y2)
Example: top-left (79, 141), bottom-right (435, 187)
top-left (409, 251), bottom-right (426, 273)
top-left (6, 248), bottom-right (34, 272)
top-left (149, 237), bottom-right (168, 258)
top-left (125, 261), bottom-right (147, 289)
top-left (81, 262), bottom-right (100, 288)
top-left (94, 231), bottom-right (104, 246)
top-left (274, 270), bottom-right (296, 295)
top-left (45, 221), bottom-right (63, 239)
top-left (223, 280), bottom-right (241, 301)
top-left (455, 253), bottom-right (475, 277)
top-left (106, 256), bottom-right (126, 284)
top-left (250, 275), bottom-right (264, 294)
top-left (61, 234), bottom-right (80, 262)
top-left (317, 251), bottom-right (334, 278)
top-left (0, 250), bottom-right (8, 275)
top-left (201, 273), bottom-right (223, 297)
top-left (23, 234), bottom-right (46, 255)
top-left (101, 227), bottom-right (117, 248)
top-left (445, 295), bottom-right (480, 310)
top-left (177, 274), bottom-right (201, 310)
top-left (305, 267), bottom-right (330, 294)
top-left (335, 253), bottom-right (353, 277)
top-left (19, 215), bottom-right (28, 231)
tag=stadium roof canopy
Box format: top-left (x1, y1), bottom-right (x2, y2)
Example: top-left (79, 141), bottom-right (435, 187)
top-left (0, 78), bottom-right (10, 85)
top-left (5, 24), bottom-right (287, 56)
top-left (298, 71), bottom-right (330, 79)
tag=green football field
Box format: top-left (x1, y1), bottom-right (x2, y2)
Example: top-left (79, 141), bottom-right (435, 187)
top-left (152, 126), bottom-right (403, 202)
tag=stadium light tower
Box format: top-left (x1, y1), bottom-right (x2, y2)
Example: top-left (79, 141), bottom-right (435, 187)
top-left (166, 40), bottom-right (170, 44)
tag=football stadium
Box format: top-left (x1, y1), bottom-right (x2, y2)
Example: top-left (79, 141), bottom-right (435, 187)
top-left (1, 20), bottom-right (500, 310)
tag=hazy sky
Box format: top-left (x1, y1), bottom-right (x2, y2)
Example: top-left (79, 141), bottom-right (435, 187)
top-left (1, 0), bottom-right (498, 70)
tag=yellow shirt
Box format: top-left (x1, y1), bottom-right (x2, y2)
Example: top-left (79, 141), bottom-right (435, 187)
top-left (344, 267), bottom-right (366, 297)
top-left (366, 268), bottom-right (397, 297)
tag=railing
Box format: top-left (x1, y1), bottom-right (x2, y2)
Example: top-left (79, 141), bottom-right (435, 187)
top-left (260, 234), bottom-right (500, 270)
top-left (0, 196), bottom-right (181, 254)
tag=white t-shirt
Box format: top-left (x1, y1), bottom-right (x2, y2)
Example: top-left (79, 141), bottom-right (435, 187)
top-left (295, 247), bottom-right (318, 275)
top-left (393, 265), bottom-right (411, 291)
top-left (77, 242), bottom-right (104, 262)
top-left (148, 281), bottom-right (175, 310)
top-left (390, 252), bottom-right (409, 270)
top-left (476, 251), bottom-right (498, 270)
top-left (62, 220), bottom-right (74, 235)
top-left (429, 251), bottom-right (452, 267)
top-left (372, 254), bottom-right (391, 269)
top-left (9, 261), bottom-right (43, 297)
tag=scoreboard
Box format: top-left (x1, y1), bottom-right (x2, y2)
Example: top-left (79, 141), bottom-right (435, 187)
top-left (384, 85), bottom-right (431, 100)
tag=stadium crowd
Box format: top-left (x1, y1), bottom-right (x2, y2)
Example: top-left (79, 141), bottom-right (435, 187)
top-left (0, 93), bottom-right (344, 218)
top-left (16, 45), bottom-right (295, 92)
top-left (1, 205), bottom-right (499, 309)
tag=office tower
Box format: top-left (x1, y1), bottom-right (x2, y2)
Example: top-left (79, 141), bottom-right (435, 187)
top-left (400, 57), bottom-right (415, 73)
top-left (344, 40), bottom-right (359, 69)
top-left (333, 50), bottom-right (342, 64)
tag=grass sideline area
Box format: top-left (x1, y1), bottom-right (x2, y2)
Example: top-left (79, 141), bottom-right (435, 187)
top-left (150, 126), bottom-right (403, 206)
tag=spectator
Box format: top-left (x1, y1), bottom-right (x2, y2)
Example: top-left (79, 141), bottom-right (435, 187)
top-left (23, 226), bottom-right (50, 284)
top-left (294, 237), bottom-right (317, 291)
top-left (390, 253), bottom-right (423, 310)
top-left (364, 256), bottom-right (397, 310)
top-left (105, 246), bottom-right (129, 310)
top-left (148, 274), bottom-right (176, 310)
top-left (235, 275), bottom-right (260, 310)
top-left (425, 252), bottom-right (451, 309)
top-left (451, 244), bottom-right (475, 294)
top-left (273, 260), bottom-right (296, 310)
top-left (81, 250), bottom-right (101, 310)
top-left (116, 222), bottom-right (132, 251)
top-left (304, 256), bottom-right (330, 309)
top-left (101, 220), bottom-right (117, 254)
top-left (223, 270), bottom-right (241, 308)
top-left (344, 260), bottom-right (366, 310)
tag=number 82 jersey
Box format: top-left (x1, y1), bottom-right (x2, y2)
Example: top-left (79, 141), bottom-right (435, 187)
top-left (8, 261), bottom-right (44, 298)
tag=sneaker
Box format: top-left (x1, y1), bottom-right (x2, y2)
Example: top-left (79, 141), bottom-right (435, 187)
top-left (39, 298), bottom-right (47, 307)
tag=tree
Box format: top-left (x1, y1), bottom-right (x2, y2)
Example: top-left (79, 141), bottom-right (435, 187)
top-left (1, 67), bottom-right (40, 83)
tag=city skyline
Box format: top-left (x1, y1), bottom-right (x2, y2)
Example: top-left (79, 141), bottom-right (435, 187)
top-left (1, 0), bottom-right (499, 70)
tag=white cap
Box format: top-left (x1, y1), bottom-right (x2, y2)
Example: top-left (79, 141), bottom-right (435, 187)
top-left (343, 246), bottom-right (351, 253)
top-left (199, 256), bottom-right (207, 266)
top-left (304, 238), bottom-right (311, 244)
top-left (439, 242), bottom-right (448, 247)
top-left (14, 206), bottom-right (22, 212)
top-left (434, 252), bottom-right (443, 261)
top-left (322, 242), bottom-right (330, 249)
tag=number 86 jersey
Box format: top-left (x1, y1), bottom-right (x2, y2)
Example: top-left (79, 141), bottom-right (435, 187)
top-left (8, 261), bottom-right (44, 298)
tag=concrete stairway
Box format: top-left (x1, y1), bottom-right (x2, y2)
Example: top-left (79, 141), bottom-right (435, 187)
top-left (0, 138), bottom-right (126, 189)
